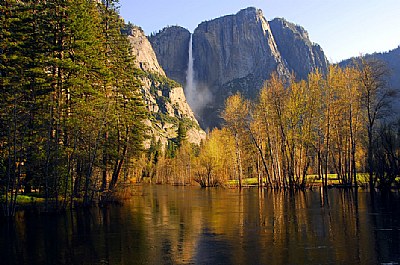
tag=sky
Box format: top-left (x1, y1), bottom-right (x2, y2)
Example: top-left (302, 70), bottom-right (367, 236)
top-left (118, 0), bottom-right (400, 63)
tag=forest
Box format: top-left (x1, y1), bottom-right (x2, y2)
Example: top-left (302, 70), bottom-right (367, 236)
top-left (151, 62), bottom-right (400, 192)
top-left (1, 0), bottom-right (147, 216)
top-left (1, 0), bottom-right (400, 218)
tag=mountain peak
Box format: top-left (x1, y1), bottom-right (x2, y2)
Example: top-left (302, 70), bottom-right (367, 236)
top-left (197, 6), bottom-right (264, 29)
top-left (270, 17), bottom-right (310, 41)
top-left (126, 25), bottom-right (205, 145)
top-left (150, 7), bottom-right (328, 128)
top-left (126, 26), bottom-right (165, 75)
top-left (237, 6), bottom-right (262, 17)
top-left (148, 26), bottom-right (191, 86)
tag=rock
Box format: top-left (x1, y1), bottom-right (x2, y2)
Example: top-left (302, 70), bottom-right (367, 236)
top-left (127, 26), bottom-right (165, 75)
top-left (169, 86), bottom-right (197, 121)
top-left (269, 18), bottom-right (328, 80)
top-left (149, 26), bottom-right (191, 86)
top-left (193, 7), bottom-right (287, 88)
top-left (187, 127), bottom-right (207, 146)
top-left (149, 7), bottom-right (329, 129)
top-left (126, 25), bottom-right (205, 146)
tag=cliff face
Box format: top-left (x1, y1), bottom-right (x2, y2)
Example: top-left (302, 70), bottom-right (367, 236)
top-left (193, 7), bottom-right (288, 89)
top-left (148, 26), bottom-right (191, 86)
top-left (127, 26), bottom-right (165, 75)
top-left (149, 7), bottom-right (329, 128)
top-left (269, 18), bottom-right (328, 80)
top-left (127, 26), bottom-right (205, 146)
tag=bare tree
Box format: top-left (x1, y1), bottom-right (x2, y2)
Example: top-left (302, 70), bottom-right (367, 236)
top-left (222, 93), bottom-right (249, 188)
top-left (357, 58), bottom-right (395, 191)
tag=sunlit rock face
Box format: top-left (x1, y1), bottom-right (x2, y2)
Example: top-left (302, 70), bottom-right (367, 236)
top-left (127, 26), bottom-right (166, 75)
top-left (150, 7), bottom-right (329, 128)
top-left (127, 26), bottom-right (205, 146)
top-left (193, 7), bottom-right (288, 91)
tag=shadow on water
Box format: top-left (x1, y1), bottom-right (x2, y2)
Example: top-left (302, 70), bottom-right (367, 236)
top-left (1, 186), bottom-right (400, 265)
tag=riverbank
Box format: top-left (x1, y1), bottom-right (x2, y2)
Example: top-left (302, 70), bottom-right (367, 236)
top-left (2, 174), bottom-right (398, 217)
top-left (2, 186), bottom-right (400, 265)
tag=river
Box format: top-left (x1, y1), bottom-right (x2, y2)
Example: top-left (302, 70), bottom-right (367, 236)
top-left (1, 185), bottom-right (400, 265)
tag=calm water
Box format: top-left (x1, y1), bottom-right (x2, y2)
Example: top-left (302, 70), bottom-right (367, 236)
top-left (1, 186), bottom-right (400, 265)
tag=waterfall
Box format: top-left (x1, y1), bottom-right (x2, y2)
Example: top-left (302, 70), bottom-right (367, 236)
top-left (185, 33), bottom-right (211, 119)
top-left (185, 34), bottom-right (196, 108)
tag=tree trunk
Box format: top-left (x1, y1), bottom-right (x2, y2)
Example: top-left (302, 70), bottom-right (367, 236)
top-left (368, 128), bottom-right (374, 192)
top-left (235, 133), bottom-right (243, 188)
top-left (109, 144), bottom-right (128, 191)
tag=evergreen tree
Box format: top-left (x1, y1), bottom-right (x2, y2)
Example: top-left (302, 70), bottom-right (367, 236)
top-left (0, 0), bottom-right (147, 213)
top-left (176, 121), bottom-right (187, 147)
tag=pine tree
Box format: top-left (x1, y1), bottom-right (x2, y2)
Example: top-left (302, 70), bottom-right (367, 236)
top-left (97, 0), bottom-right (147, 192)
top-left (176, 121), bottom-right (187, 147)
top-left (1, 0), bottom-right (147, 212)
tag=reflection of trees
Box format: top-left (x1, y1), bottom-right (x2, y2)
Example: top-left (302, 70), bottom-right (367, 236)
top-left (2, 187), bottom-right (399, 264)
top-left (134, 187), bottom-right (384, 265)
top-left (369, 193), bottom-right (400, 264)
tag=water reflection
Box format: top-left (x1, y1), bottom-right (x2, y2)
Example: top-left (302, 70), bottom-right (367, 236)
top-left (1, 186), bottom-right (399, 265)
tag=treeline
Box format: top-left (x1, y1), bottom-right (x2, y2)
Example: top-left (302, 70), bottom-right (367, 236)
top-left (145, 61), bottom-right (399, 191)
top-left (0, 0), bottom-right (146, 216)
top-left (221, 62), bottom-right (397, 190)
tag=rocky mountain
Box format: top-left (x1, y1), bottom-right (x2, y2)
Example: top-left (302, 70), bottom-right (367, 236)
top-left (149, 7), bottom-right (329, 128)
top-left (148, 26), bottom-right (191, 86)
top-left (339, 46), bottom-right (400, 115)
top-left (269, 18), bottom-right (328, 81)
top-left (125, 26), bottom-right (206, 146)
top-left (339, 45), bottom-right (400, 89)
top-left (193, 8), bottom-right (288, 94)
top-left (127, 26), bottom-right (166, 75)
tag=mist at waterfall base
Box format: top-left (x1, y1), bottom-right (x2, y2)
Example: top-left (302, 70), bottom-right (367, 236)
top-left (185, 34), bottom-right (212, 119)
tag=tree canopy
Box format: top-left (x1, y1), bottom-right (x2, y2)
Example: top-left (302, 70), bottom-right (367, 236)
top-left (0, 0), bottom-right (147, 216)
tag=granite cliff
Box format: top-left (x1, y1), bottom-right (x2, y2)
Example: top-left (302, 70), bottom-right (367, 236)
top-left (193, 8), bottom-right (288, 93)
top-left (149, 7), bottom-right (329, 128)
top-left (127, 26), bottom-right (165, 75)
top-left (148, 26), bottom-right (191, 86)
top-left (125, 26), bottom-right (206, 146)
top-left (269, 18), bottom-right (328, 81)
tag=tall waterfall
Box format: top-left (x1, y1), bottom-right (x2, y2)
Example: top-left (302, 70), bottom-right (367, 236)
top-left (185, 33), bottom-right (211, 119)
top-left (185, 34), bottom-right (196, 109)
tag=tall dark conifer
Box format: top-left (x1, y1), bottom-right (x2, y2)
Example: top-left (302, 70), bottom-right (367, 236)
top-left (62, 0), bottom-right (109, 206)
top-left (1, 0), bottom-right (147, 214)
top-left (98, 0), bottom-right (147, 192)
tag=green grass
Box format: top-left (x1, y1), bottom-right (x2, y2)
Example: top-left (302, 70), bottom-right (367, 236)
top-left (226, 173), bottom-right (370, 187)
top-left (307, 173), bottom-right (369, 185)
top-left (1, 194), bottom-right (45, 204)
top-left (227, 178), bottom-right (261, 186)
top-left (17, 195), bottom-right (45, 204)
top-left (357, 173), bottom-right (369, 184)
top-left (307, 174), bottom-right (340, 185)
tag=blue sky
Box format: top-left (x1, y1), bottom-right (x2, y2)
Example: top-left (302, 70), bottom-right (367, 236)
top-left (118, 0), bottom-right (400, 63)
